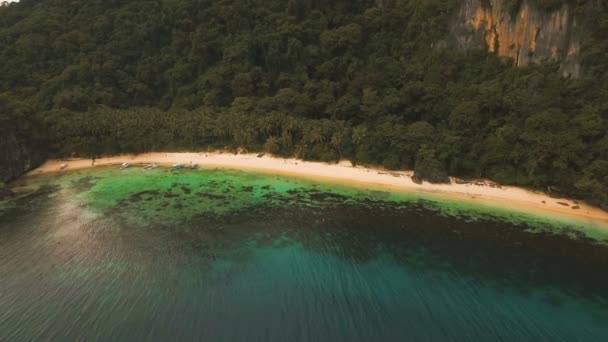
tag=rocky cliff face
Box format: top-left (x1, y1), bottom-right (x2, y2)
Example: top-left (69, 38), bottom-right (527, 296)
top-left (451, 0), bottom-right (580, 77)
top-left (0, 125), bottom-right (46, 183)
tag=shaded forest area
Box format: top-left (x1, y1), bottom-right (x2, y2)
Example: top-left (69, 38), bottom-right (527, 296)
top-left (0, 0), bottom-right (607, 208)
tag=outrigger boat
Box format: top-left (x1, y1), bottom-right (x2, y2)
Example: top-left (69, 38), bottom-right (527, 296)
top-left (120, 162), bottom-right (130, 170)
top-left (143, 163), bottom-right (159, 171)
top-left (170, 163), bottom-right (185, 171)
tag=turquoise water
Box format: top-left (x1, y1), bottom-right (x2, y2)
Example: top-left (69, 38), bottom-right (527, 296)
top-left (1, 167), bottom-right (608, 341)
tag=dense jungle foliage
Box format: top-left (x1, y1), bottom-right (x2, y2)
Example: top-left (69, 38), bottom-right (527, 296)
top-left (0, 0), bottom-right (607, 208)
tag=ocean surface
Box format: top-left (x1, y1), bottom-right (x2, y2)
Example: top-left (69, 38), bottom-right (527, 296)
top-left (1, 167), bottom-right (608, 341)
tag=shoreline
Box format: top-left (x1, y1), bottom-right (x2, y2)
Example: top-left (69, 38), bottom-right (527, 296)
top-left (25, 152), bottom-right (608, 227)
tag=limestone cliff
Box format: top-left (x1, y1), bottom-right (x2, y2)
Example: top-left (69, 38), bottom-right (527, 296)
top-left (451, 0), bottom-right (580, 77)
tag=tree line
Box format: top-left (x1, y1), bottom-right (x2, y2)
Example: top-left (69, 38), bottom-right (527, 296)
top-left (0, 0), bottom-right (607, 208)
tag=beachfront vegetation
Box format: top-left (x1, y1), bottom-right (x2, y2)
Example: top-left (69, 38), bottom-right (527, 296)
top-left (0, 0), bottom-right (607, 208)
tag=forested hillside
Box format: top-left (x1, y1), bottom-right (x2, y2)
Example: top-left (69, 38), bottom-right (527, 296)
top-left (1, 0), bottom-right (607, 208)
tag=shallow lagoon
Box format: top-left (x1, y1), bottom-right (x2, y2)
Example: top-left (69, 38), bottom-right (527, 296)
top-left (1, 167), bottom-right (608, 341)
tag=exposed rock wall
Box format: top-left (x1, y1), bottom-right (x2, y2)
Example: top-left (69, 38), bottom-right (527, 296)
top-left (452, 0), bottom-right (580, 77)
top-left (0, 125), bottom-right (46, 183)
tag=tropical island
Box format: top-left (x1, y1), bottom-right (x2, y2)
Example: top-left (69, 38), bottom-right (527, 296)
top-left (3, 1), bottom-right (608, 340)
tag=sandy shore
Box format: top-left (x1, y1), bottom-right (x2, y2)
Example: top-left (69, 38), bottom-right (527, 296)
top-left (26, 152), bottom-right (608, 226)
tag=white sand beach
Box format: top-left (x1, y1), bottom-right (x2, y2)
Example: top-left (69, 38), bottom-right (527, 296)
top-left (27, 152), bottom-right (608, 225)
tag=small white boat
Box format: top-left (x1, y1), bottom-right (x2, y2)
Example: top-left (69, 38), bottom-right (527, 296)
top-left (143, 163), bottom-right (158, 171)
top-left (59, 163), bottom-right (68, 170)
top-left (120, 162), bottom-right (130, 170)
top-left (170, 163), bottom-right (185, 171)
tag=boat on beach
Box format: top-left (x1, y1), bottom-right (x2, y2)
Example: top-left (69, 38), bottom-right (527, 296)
top-left (170, 163), bottom-right (185, 171)
top-left (143, 163), bottom-right (158, 171)
top-left (169, 162), bottom-right (198, 171)
top-left (120, 163), bottom-right (130, 170)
